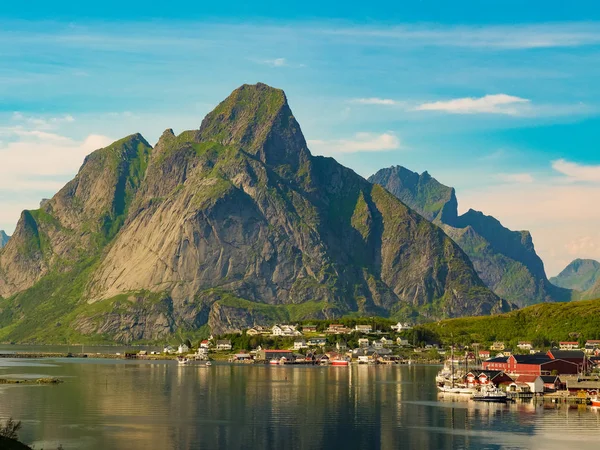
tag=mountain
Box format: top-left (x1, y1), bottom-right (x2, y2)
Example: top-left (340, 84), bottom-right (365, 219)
top-left (550, 259), bottom-right (600, 292)
top-left (0, 231), bottom-right (8, 249)
top-left (369, 166), bottom-right (572, 307)
top-left (0, 83), bottom-right (507, 344)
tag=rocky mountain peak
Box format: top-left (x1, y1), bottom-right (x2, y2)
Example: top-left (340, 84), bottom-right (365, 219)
top-left (0, 230), bottom-right (9, 249)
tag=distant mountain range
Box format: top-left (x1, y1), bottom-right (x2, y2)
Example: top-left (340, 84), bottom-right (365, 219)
top-left (0, 231), bottom-right (9, 249)
top-left (0, 84), bottom-right (509, 344)
top-left (551, 259), bottom-right (600, 292)
top-left (369, 166), bottom-right (572, 307)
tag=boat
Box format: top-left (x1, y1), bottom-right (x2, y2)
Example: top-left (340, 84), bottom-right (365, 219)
top-left (177, 356), bottom-right (190, 365)
top-left (205, 361), bottom-right (212, 367)
top-left (472, 386), bottom-right (508, 403)
top-left (331, 359), bottom-right (349, 366)
top-left (590, 396), bottom-right (600, 407)
top-left (269, 359), bottom-right (280, 365)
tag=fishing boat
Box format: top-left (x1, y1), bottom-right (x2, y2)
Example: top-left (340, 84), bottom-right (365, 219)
top-left (472, 386), bottom-right (508, 403)
top-left (331, 358), bottom-right (349, 366)
top-left (177, 356), bottom-right (190, 365)
top-left (269, 359), bottom-right (280, 365)
top-left (205, 361), bottom-right (212, 367)
top-left (590, 396), bottom-right (600, 407)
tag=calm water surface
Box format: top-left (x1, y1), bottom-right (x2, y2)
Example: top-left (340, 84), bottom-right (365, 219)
top-left (1, 357), bottom-right (599, 449)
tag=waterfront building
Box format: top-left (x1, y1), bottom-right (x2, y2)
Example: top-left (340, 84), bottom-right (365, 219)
top-left (483, 353), bottom-right (580, 375)
top-left (257, 349), bottom-right (294, 361)
top-left (584, 340), bottom-right (600, 354)
top-left (547, 349), bottom-right (588, 372)
top-left (465, 370), bottom-right (513, 388)
top-left (540, 375), bottom-right (562, 392)
top-left (199, 340), bottom-right (210, 349)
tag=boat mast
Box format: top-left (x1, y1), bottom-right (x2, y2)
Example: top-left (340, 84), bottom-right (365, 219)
top-left (451, 334), bottom-right (454, 388)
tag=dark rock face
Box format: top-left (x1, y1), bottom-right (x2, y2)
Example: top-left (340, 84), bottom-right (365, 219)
top-left (0, 230), bottom-right (9, 249)
top-left (369, 166), bottom-right (572, 307)
top-left (551, 259), bottom-right (600, 293)
top-left (0, 84), bottom-right (507, 343)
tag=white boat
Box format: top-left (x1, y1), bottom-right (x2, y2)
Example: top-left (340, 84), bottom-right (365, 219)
top-left (205, 361), bottom-right (212, 367)
top-left (177, 356), bottom-right (190, 365)
top-left (472, 386), bottom-right (508, 403)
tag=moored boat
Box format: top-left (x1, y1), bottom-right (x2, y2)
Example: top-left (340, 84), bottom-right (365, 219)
top-left (177, 356), bottom-right (190, 365)
top-left (590, 396), bottom-right (600, 407)
top-left (472, 386), bottom-right (508, 403)
top-left (331, 359), bottom-right (349, 366)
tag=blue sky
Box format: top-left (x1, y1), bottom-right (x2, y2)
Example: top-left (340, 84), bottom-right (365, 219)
top-left (1, 1), bottom-right (600, 275)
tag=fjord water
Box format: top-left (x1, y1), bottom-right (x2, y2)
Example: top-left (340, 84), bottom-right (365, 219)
top-left (1, 358), bottom-right (599, 450)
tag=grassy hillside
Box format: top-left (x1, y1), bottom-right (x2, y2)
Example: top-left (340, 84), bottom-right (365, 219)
top-left (417, 298), bottom-right (600, 347)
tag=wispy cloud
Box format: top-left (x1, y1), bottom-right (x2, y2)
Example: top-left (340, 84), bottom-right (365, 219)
top-left (416, 94), bottom-right (530, 115)
top-left (552, 159), bottom-right (600, 182)
top-left (350, 98), bottom-right (398, 105)
top-left (308, 132), bottom-right (400, 154)
top-left (256, 57), bottom-right (304, 68)
top-left (324, 23), bottom-right (600, 49)
top-left (497, 173), bottom-right (535, 184)
top-left (12, 112), bottom-right (75, 130)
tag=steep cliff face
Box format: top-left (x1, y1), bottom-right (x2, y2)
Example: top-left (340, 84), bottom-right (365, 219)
top-left (369, 166), bottom-right (572, 307)
top-left (551, 259), bottom-right (600, 293)
top-left (0, 84), bottom-right (506, 343)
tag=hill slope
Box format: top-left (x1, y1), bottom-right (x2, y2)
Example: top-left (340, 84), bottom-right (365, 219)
top-left (369, 166), bottom-right (572, 307)
top-left (418, 298), bottom-right (600, 346)
top-left (0, 84), bottom-right (507, 344)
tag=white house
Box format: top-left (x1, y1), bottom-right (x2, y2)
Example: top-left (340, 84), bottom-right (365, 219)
top-left (355, 324), bottom-right (372, 333)
top-left (517, 341), bottom-right (533, 351)
top-left (512, 375), bottom-right (544, 393)
top-left (336, 342), bottom-right (347, 351)
top-left (216, 340), bottom-right (232, 351)
top-left (199, 340), bottom-right (210, 349)
top-left (163, 345), bottom-right (175, 354)
top-left (294, 339), bottom-right (308, 350)
top-left (396, 337), bottom-right (409, 347)
top-left (272, 325), bottom-right (301, 337)
top-left (391, 322), bottom-right (412, 332)
top-left (559, 341), bottom-right (579, 350)
top-left (308, 337), bottom-right (327, 347)
top-left (177, 344), bottom-right (190, 354)
top-left (358, 338), bottom-right (370, 348)
top-left (380, 337), bottom-right (394, 347)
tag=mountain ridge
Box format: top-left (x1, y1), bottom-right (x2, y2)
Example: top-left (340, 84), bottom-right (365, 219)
top-left (550, 259), bottom-right (600, 293)
top-left (369, 165), bottom-right (572, 307)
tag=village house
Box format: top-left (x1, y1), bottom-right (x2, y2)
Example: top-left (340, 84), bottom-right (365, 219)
top-left (177, 344), bottom-right (190, 354)
top-left (380, 337), bottom-right (394, 347)
top-left (390, 322), bottom-right (412, 332)
top-left (326, 324), bottom-right (351, 334)
top-left (373, 340), bottom-right (384, 350)
top-left (199, 340), bottom-right (210, 349)
top-left (559, 341), bottom-right (580, 350)
top-left (584, 340), bottom-right (600, 354)
top-left (546, 349), bottom-right (588, 372)
top-left (396, 337), bottom-right (409, 347)
top-left (478, 350), bottom-right (491, 360)
top-left (540, 375), bottom-right (562, 392)
top-left (247, 326), bottom-right (270, 336)
top-left (163, 345), bottom-right (175, 354)
top-left (465, 370), bottom-right (513, 388)
top-left (490, 342), bottom-right (505, 351)
top-left (358, 338), bottom-right (370, 348)
top-left (517, 341), bottom-right (533, 351)
top-left (308, 337), bottom-right (327, 347)
top-left (508, 375), bottom-right (544, 394)
top-left (355, 324), bottom-right (372, 333)
top-left (336, 341), bottom-right (347, 352)
top-left (272, 325), bottom-right (301, 337)
top-left (216, 339), bottom-right (232, 351)
top-left (294, 339), bottom-right (308, 350)
top-left (302, 324), bottom-right (318, 333)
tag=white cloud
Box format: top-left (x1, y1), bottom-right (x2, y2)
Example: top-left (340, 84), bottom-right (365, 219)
top-left (497, 173), bottom-right (535, 184)
top-left (552, 159), bottom-right (600, 182)
top-left (0, 130), bottom-right (113, 192)
top-left (416, 94), bottom-right (530, 115)
top-left (351, 98), bottom-right (398, 105)
top-left (308, 132), bottom-right (400, 155)
top-left (11, 112), bottom-right (75, 130)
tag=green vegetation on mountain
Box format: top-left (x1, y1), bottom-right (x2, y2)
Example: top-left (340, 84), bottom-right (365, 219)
top-left (416, 297), bottom-right (600, 347)
top-left (369, 166), bottom-right (572, 307)
top-left (551, 259), bottom-right (600, 293)
top-left (0, 83), bottom-right (506, 344)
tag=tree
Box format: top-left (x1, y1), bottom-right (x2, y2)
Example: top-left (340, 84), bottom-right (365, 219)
top-left (0, 418), bottom-right (22, 440)
top-left (184, 339), bottom-right (192, 349)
